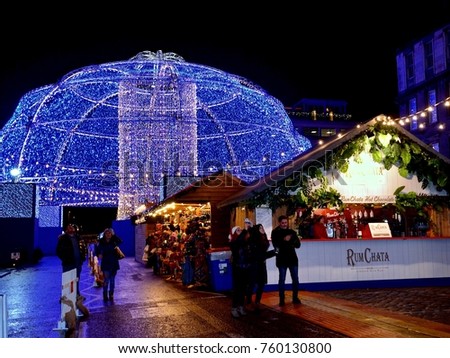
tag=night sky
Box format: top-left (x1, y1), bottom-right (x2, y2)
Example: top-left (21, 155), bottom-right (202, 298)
top-left (1, 2), bottom-right (449, 129)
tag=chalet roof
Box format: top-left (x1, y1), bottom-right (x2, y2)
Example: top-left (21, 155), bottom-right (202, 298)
top-left (146, 170), bottom-right (246, 214)
top-left (217, 114), bottom-right (450, 208)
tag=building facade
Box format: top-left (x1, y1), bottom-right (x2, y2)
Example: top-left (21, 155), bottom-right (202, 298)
top-left (396, 23), bottom-right (450, 158)
top-left (285, 98), bottom-right (357, 147)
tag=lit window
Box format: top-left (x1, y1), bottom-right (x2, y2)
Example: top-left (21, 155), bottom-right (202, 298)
top-left (431, 142), bottom-right (440, 152)
top-left (409, 98), bottom-right (417, 130)
top-left (303, 127), bottom-right (320, 137)
top-left (428, 89), bottom-right (437, 124)
top-left (321, 128), bottom-right (336, 137)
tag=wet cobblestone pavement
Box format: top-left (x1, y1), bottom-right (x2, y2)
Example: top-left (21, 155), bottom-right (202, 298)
top-left (2, 256), bottom-right (449, 338)
top-left (317, 287), bottom-right (450, 325)
top-left (1, 257), bottom-right (345, 338)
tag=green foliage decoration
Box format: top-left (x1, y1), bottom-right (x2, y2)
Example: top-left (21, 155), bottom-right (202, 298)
top-left (393, 187), bottom-right (430, 219)
top-left (243, 121), bottom-right (450, 213)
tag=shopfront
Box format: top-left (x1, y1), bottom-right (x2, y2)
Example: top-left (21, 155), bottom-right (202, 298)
top-left (131, 118), bottom-right (450, 291)
top-left (132, 172), bottom-right (244, 289)
top-left (264, 237), bottom-right (450, 290)
top-left (215, 117), bottom-right (450, 290)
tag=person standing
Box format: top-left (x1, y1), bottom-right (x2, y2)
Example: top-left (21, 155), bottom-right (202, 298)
top-left (246, 223), bottom-right (271, 311)
top-left (229, 225), bottom-right (251, 318)
top-left (56, 223), bottom-right (86, 297)
top-left (312, 215), bottom-right (329, 239)
top-left (271, 215), bottom-right (302, 306)
top-left (96, 228), bottom-right (122, 302)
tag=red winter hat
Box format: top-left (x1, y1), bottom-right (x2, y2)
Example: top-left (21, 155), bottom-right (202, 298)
top-left (228, 226), bottom-right (242, 241)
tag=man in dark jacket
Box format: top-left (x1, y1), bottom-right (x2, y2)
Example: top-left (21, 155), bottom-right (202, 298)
top-left (271, 215), bottom-right (301, 307)
top-left (56, 223), bottom-right (86, 296)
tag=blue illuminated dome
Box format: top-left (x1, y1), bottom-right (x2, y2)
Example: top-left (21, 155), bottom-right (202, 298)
top-left (0, 50), bottom-right (311, 218)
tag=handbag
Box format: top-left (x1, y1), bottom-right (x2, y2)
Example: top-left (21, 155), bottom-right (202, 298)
top-left (115, 246), bottom-right (125, 260)
top-left (266, 249), bottom-right (277, 259)
top-left (142, 251), bottom-right (149, 262)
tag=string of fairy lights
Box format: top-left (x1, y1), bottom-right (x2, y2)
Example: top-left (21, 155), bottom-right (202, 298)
top-left (296, 95), bottom-right (450, 148)
top-left (396, 96), bottom-right (450, 129)
top-left (1, 42), bottom-right (448, 221)
top-left (3, 94), bottom-right (448, 208)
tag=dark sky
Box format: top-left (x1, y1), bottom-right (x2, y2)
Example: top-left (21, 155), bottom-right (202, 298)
top-left (1, 2), bottom-right (449, 128)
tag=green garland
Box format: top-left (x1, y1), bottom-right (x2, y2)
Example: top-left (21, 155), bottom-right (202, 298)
top-left (243, 122), bottom-right (450, 215)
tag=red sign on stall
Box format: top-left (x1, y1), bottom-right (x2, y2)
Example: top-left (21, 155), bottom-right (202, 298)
top-left (314, 208), bottom-right (343, 222)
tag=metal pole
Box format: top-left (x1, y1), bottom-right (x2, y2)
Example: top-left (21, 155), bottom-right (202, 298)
top-left (0, 293), bottom-right (7, 338)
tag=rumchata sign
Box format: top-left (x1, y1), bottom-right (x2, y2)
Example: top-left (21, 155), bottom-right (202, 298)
top-left (341, 195), bottom-right (395, 203)
top-left (368, 222), bottom-right (392, 238)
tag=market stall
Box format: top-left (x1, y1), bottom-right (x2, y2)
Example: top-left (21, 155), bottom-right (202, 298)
top-left (216, 116), bottom-right (450, 290)
top-left (265, 236), bottom-right (450, 290)
top-left (132, 171), bottom-right (245, 289)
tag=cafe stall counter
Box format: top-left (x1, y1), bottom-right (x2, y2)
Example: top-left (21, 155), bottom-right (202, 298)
top-left (264, 236), bottom-right (450, 291)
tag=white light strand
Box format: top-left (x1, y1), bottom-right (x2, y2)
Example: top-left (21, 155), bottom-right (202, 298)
top-left (396, 96), bottom-right (450, 127)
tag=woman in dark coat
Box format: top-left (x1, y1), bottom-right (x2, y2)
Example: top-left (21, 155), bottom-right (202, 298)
top-left (229, 226), bottom-right (252, 318)
top-left (96, 228), bottom-right (122, 301)
top-left (247, 223), bottom-right (271, 311)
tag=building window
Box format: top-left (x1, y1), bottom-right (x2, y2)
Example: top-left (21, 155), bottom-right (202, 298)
top-left (321, 128), bottom-right (336, 137)
top-left (428, 89), bottom-right (437, 124)
top-left (431, 142), bottom-right (440, 152)
top-left (406, 51), bottom-right (415, 83)
top-left (424, 40), bottom-right (434, 71)
top-left (409, 97), bottom-right (418, 130)
top-left (446, 28), bottom-right (450, 66)
top-left (303, 127), bottom-right (320, 137)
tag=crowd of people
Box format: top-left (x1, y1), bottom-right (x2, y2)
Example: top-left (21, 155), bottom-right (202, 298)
top-left (141, 214), bottom-right (303, 319)
top-left (142, 217), bottom-right (211, 288)
top-left (56, 213), bottom-right (303, 321)
top-left (228, 215), bottom-right (301, 318)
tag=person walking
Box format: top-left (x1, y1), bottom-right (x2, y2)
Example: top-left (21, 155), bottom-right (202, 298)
top-left (271, 215), bottom-right (302, 306)
top-left (56, 223), bottom-right (86, 297)
top-left (229, 225), bottom-right (251, 318)
top-left (246, 223), bottom-right (271, 312)
top-left (96, 228), bottom-right (123, 302)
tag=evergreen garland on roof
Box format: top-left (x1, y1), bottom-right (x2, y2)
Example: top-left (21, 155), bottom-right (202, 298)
top-left (244, 121), bottom-right (450, 213)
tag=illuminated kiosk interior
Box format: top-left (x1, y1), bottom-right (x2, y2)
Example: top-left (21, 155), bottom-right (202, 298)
top-left (0, 51), bottom-right (311, 220)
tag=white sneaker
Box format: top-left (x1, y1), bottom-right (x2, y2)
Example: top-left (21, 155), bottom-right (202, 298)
top-left (231, 308), bottom-right (240, 318)
top-left (238, 306), bottom-right (247, 316)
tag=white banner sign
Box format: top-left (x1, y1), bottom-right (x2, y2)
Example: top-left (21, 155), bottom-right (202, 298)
top-left (368, 222), bottom-right (392, 238)
top-left (265, 238), bottom-right (450, 285)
